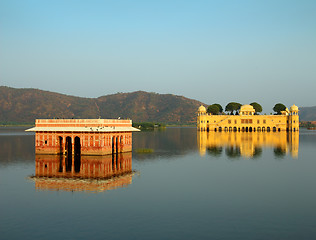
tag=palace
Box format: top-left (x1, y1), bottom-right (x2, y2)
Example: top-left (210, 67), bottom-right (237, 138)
top-left (26, 119), bottom-right (140, 155)
top-left (197, 104), bottom-right (299, 132)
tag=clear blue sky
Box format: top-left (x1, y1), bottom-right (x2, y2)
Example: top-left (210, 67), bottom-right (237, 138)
top-left (1, 0), bottom-right (315, 112)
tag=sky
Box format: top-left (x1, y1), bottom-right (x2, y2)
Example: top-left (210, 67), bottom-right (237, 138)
top-left (1, 0), bottom-right (315, 112)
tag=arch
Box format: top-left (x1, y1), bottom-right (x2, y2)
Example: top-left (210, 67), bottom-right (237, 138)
top-left (112, 136), bottom-right (115, 154)
top-left (58, 136), bottom-right (63, 155)
top-left (278, 128), bottom-right (281, 132)
top-left (224, 127), bottom-right (228, 132)
top-left (238, 128), bottom-right (240, 132)
top-left (214, 128), bottom-right (217, 132)
top-left (262, 127), bottom-right (265, 132)
top-left (65, 136), bottom-right (72, 172)
top-left (257, 127), bottom-right (261, 132)
top-left (219, 127), bottom-right (222, 132)
top-left (229, 127), bottom-right (232, 132)
top-left (242, 127), bottom-right (245, 132)
top-left (116, 136), bottom-right (119, 153)
top-left (245, 127), bottom-right (248, 132)
top-left (267, 127), bottom-right (270, 132)
top-left (249, 127), bottom-right (252, 132)
top-left (233, 127), bottom-right (237, 132)
top-left (253, 127), bottom-right (256, 132)
top-left (273, 127), bottom-right (276, 132)
top-left (74, 136), bottom-right (81, 173)
top-left (207, 127), bottom-right (209, 132)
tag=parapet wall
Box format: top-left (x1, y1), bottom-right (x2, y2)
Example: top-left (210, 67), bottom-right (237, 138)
top-left (35, 119), bottom-right (132, 128)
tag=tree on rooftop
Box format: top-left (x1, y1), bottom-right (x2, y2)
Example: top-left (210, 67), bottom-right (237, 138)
top-left (213, 103), bottom-right (223, 113)
top-left (250, 102), bottom-right (263, 114)
top-left (273, 103), bottom-right (286, 115)
top-left (225, 102), bottom-right (242, 115)
top-left (207, 104), bottom-right (220, 115)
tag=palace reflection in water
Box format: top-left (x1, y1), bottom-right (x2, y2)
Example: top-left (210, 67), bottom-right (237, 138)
top-left (198, 131), bottom-right (299, 158)
top-left (32, 152), bottom-right (133, 192)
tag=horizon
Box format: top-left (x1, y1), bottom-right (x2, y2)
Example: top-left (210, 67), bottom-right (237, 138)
top-left (1, 0), bottom-right (315, 111)
top-left (1, 85), bottom-right (313, 115)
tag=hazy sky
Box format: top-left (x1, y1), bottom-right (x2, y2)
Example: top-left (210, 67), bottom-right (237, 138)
top-left (1, 0), bottom-right (315, 112)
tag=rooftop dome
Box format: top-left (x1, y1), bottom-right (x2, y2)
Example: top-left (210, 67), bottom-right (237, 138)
top-left (198, 105), bottom-right (206, 112)
top-left (240, 105), bottom-right (255, 112)
top-left (290, 104), bottom-right (299, 112)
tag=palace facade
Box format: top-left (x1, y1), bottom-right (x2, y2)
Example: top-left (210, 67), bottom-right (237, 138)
top-left (197, 104), bottom-right (299, 132)
top-left (26, 119), bottom-right (140, 155)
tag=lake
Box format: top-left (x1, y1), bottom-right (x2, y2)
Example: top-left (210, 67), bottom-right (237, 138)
top-left (1, 127), bottom-right (316, 240)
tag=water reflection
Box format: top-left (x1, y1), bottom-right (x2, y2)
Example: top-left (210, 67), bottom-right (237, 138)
top-left (31, 152), bottom-right (134, 192)
top-left (198, 131), bottom-right (299, 158)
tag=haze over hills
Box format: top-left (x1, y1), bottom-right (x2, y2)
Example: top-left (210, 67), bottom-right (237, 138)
top-left (0, 86), bottom-right (204, 124)
top-left (0, 86), bottom-right (315, 124)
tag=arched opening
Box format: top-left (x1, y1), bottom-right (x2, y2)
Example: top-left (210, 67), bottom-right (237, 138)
top-left (229, 127), bottom-right (232, 132)
top-left (116, 136), bottom-right (119, 153)
top-left (74, 137), bottom-right (81, 173)
top-left (249, 127), bottom-right (252, 132)
top-left (253, 128), bottom-right (256, 132)
top-left (245, 127), bottom-right (248, 132)
top-left (262, 127), bottom-right (265, 132)
top-left (219, 127), bottom-right (222, 132)
top-left (207, 127), bottom-right (209, 132)
top-left (214, 128), bottom-right (217, 132)
top-left (224, 127), bottom-right (228, 132)
top-left (242, 127), bottom-right (245, 132)
top-left (293, 128), bottom-right (296, 132)
top-left (65, 136), bottom-right (72, 172)
top-left (238, 128), bottom-right (240, 132)
top-left (267, 127), bottom-right (270, 132)
top-left (257, 127), bottom-right (261, 132)
top-left (278, 128), bottom-right (281, 132)
top-left (233, 127), bottom-right (237, 132)
top-left (58, 136), bottom-right (63, 155)
top-left (273, 127), bottom-right (276, 132)
top-left (112, 136), bottom-right (115, 154)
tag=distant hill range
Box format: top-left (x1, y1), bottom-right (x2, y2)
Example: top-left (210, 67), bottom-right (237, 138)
top-left (299, 106), bottom-right (316, 122)
top-left (0, 86), bottom-right (315, 124)
top-left (0, 86), bottom-right (204, 124)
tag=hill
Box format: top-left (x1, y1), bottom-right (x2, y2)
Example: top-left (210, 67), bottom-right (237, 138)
top-left (0, 86), bottom-right (204, 124)
top-left (299, 106), bottom-right (316, 121)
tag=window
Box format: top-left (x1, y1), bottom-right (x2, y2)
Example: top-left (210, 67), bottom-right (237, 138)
top-left (263, 120), bottom-right (266, 124)
top-left (235, 120), bottom-right (237, 124)
top-left (228, 120), bottom-right (231, 124)
top-left (45, 140), bottom-right (47, 144)
top-left (257, 120), bottom-right (260, 124)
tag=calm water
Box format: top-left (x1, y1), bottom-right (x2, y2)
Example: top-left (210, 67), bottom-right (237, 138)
top-left (1, 127), bottom-right (316, 240)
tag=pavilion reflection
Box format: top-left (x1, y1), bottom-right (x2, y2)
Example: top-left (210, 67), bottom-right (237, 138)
top-left (198, 131), bottom-right (299, 158)
top-left (32, 152), bottom-right (133, 192)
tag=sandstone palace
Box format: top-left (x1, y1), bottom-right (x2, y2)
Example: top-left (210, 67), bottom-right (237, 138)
top-left (197, 104), bottom-right (299, 132)
top-left (26, 119), bottom-right (140, 155)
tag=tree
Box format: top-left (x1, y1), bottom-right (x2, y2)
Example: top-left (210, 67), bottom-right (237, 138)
top-left (207, 104), bottom-right (220, 115)
top-left (225, 102), bottom-right (242, 115)
top-left (273, 103), bottom-right (286, 115)
top-left (250, 102), bottom-right (262, 114)
top-left (213, 103), bottom-right (223, 113)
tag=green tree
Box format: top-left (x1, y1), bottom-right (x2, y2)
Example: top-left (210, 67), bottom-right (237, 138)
top-left (225, 102), bottom-right (242, 115)
top-left (250, 102), bottom-right (263, 114)
top-left (207, 104), bottom-right (220, 115)
top-left (273, 103), bottom-right (286, 115)
top-left (213, 103), bottom-right (223, 113)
